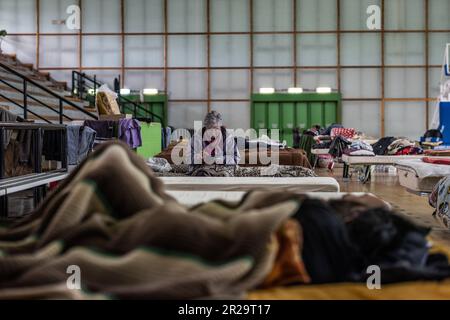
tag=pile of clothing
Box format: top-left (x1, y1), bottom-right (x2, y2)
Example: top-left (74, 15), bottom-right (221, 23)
top-left (0, 142), bottom-right (449, 300)
top-left (372, 137), bottom-right (423, 156)
top-left (343, 140), bottom-right (375, 156)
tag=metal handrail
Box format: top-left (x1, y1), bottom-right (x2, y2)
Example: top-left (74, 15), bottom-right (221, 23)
top-left (0, 78), bottom-right (73, 122)
top-left (0, 62), bottom-right (98, 123)
top-left (72, 70), bottom-right (164, 126)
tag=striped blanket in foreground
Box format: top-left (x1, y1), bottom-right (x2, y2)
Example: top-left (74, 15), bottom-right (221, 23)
top-left (0, 141), bottom-right (306, 299)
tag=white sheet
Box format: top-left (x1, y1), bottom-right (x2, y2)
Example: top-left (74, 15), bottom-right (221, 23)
top-left (160, 177), bottom-right (340, 192)
top-left (342, 154), bottom-right (424, 165)
top-left (167, 191), bottom-right (373, 207)
top-left (395, 159), bottom-right (450, 179)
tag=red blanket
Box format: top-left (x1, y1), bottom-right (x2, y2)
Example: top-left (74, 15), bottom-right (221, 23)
top-left (422, 157), bottom-right (450, 165)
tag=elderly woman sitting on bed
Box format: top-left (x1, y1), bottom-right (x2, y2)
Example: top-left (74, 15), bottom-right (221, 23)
top-left (188, 110), bottom-right (241, 167)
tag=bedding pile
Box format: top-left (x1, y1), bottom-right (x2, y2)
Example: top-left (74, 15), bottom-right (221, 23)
top-left (148, 161), bottom-right (317, 178)
top-left (372, 137), bottom-right (423, 156)
top-left (0, 142), bottom-right (450, 300)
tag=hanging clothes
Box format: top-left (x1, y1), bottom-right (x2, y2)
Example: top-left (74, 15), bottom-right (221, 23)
top-left (118, 119), bottom-right (142, 149)
top-left (67, 125), bottom-right (97, 165)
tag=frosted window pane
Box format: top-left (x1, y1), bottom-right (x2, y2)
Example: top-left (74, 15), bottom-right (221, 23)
top-left (125, 36), bottom-right (163, 67)
top-left (211, 102), bottom-right (250, 130)
top-left (428, 67), bottom-right (441, 99)
top-left (83, 70), bottom-right (120, 89)
top-left (254, 69), bottom-right (293, 91)
top-left (341, 68), bottom-right (381, 98)
top-left (341, 34), bottom-right (381, 66)
top-left (83, 0), bottom-right (121, 33)
top-left (210, 35), bottom-right (249, 67)
top-left (341, 0), bottom-right (381, 30)
top-left (39, 36), bottom-right (78, 68)
top-left (385, 0), bottom-right (424, 30)
top-left (168, 0), bottom-right (206, 33)
top-left (385, 33), bottom-right (425, 65)
top-left (429, 33), bottom-right (450, 66)
top-left (385, 68), bottom-right (426, 98)
top-left (297, 70), bottom-right (337, 90)
top-left (2, 36), bottom-right (36, 65)
top-left (211, 0), bottom-right (249, 32)
top-left (124, 71), bottom-right (164, 91)
top-left (0, 0), bottom-right (36, 33)
top-left (297, 34), bottom-right (337, 66)
top-left (385, 102), bottom-right (426, 139)
top-left (297, 0), bottom-right (337, 31)
top-left (82, 36), bottom-right (122, 67)
top-left (211, 70), bottom-right (250, 99)
top-left (253, 0), bottom-right (292, 32)
top-left (429, 0), bottom-right (450, 30)
top-left (40, 0), bottom-right (78, 33)
top-left (342, 101), bottom-right (381, 137)
top-left (168, 103), bottom-right (207, 129)
top-left (254, 35), bottom-right (293, 67)
top-left (168, 36), bottom-right (206, 68)
top-left (125, 0), bottom-right (164, 32)
top-left (168, 70), bottom-right (207, 99)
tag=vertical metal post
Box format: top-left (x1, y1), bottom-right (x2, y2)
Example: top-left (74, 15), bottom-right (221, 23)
top-left (0, 128), bottom-right (6, 218)
top-left (94, 75), bottom-right (97, 96)
top-left (23, 80), bottom-right (28, 120)
top-left (71, 71), bottom-right (75, 97)
top-left (61, 127), bottom-right (68, 171)
top-left (59, 100), bottom-right (63, 124)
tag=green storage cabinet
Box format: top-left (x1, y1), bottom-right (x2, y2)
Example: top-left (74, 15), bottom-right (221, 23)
top-left (138, 122), bottom-right (162, 159)
top-left (121, 94), bottom-right (168, 127)
top-left (251, 93), bottom-right (342, 147)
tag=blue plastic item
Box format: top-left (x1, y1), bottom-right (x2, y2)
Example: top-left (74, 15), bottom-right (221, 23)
top-left (439, 101), bottom-right (450, 144)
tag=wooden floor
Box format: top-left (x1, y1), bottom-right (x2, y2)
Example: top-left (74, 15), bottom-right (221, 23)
top-left (317, 166), bottom-right (450, 247)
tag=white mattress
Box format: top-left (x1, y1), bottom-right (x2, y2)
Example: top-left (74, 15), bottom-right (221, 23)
top-left (395, 159), bottom-right (450, 192)
top-left (342, 154), bottom-right (424, 165)
top-left (160, 176), bottom-right (340, 192)
top-left (167, 191), bottom-right (372, 207)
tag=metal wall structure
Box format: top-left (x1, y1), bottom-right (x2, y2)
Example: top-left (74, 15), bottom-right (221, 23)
top-left (1, 0), bottom-right (450, 138)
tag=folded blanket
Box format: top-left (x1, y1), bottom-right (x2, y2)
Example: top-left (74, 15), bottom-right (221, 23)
top-left (423, 157), bottom-right (450, 166)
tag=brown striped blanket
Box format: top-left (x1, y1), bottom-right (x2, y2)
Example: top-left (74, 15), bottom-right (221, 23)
top-left (0, 141), bottom-right (311, 299)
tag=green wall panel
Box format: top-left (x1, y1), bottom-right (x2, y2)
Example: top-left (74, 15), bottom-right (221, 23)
top-left (251, 93), bottom-right (341, 147)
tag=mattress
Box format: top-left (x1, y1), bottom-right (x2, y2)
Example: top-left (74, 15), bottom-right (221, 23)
top-left (160, 176), bottom-right (340, 192)
top-left (342, 154), bottom-right (424, 165)
top-left (395, 158), bottom-right (450, 192)
top-left (167, 191), bottom-right (370, 207)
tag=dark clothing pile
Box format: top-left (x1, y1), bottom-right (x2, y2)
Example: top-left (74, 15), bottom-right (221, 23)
top-left (295, 199), bottom-right (450, 284)
top-left (328, 136), bottom-right (351, 158)
top-left (372, 137), bottom-right (423, 156)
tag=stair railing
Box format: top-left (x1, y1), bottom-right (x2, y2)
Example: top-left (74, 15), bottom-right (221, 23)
top-left (0, 62), bottom-right (98, 123)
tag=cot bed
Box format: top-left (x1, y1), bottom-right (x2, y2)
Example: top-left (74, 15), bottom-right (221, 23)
top-left (159, 176), bottom-right (340, 192)
top-left (167, 190), bottom-right (375, 207)
top-left (341, 154), bottom-right (425, 183)
top-left (395, 158), bottom-right (450, 194)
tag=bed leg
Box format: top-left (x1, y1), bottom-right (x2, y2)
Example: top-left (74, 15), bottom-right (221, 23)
top-left (343, 163), bottom-right (349, 179)
top-left (362, 165), bottom-right (371, 184)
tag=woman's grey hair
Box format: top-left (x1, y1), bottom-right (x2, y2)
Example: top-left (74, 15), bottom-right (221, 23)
top-left (204, 110), bottom-right (223, 129)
